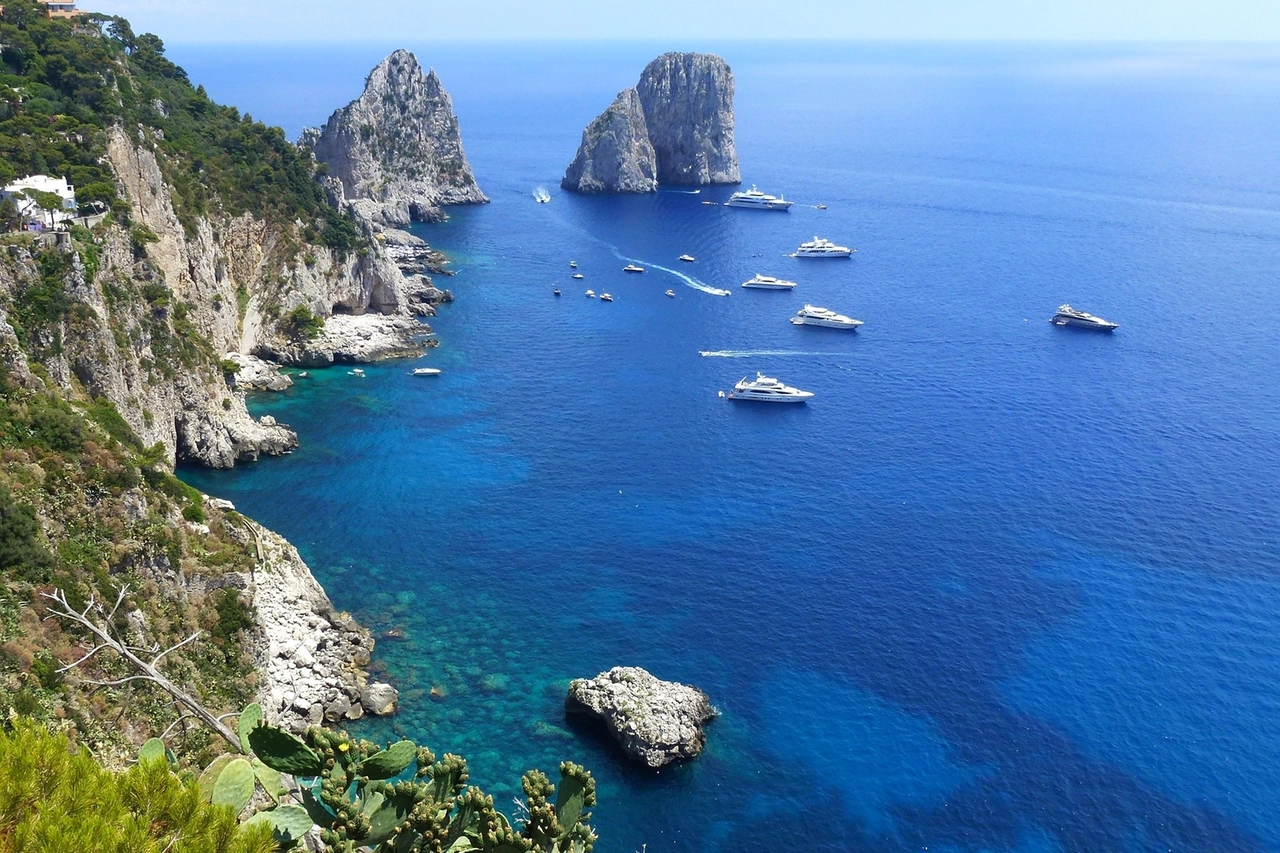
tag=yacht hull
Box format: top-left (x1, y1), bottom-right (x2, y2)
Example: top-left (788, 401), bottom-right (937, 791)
top-left (728, 393), bottom-right (812, 402)
top-left (743, 283), bottom-right (796, 290)
top-left (791, 317), bottom-right (861, 329)
top-left (1052, 317), bottom-right (1118, 331)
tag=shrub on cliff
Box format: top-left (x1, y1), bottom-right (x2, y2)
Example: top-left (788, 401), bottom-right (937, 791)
top-left (0, 721), bottom-right (275, 853)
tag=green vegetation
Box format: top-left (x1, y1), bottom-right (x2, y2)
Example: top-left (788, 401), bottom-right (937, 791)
top-left (0, 721), bottom-right (275, 853)
top-left (280, 305), bottom-right (324, 341)
top-left (0, 0), bottom-right (363, 250)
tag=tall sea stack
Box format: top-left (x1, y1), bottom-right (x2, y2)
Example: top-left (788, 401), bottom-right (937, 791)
top-left (562, 52), bottom-right (740, 194)
top-left (303, 50), bottom-right (487, 225)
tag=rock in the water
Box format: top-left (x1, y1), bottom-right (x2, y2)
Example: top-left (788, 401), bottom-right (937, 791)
top-left (362, 681), bottom-right (399, 716)
top-left (565, 667), bottom-right (716, 768)
top-left (562, 52), bottom-right (739, 194)
top-left (304, 50), bottom-right (487, 226)
top-left (561, 89), bottom-right (657, 194)
top-left (636, 52), bottom-right (739, 186)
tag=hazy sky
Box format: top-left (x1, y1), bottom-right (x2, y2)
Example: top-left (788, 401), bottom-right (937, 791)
top-left (94, 0), bottom-right (1279, 43)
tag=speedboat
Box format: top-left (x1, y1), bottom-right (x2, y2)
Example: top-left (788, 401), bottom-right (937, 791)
top-left (570, 261), bottom-right (578, 268)
top-left (533, 189), bottom-right (551, 203)
top-left (665, 290), bottom-right (676, 298)
top-left (679, 254), bottom-right (695, 262)
top-left (600, 293), bottom-right (614, 302)
top-left (412, 367), bottom-right (441, 376)
top-left (572, 273), bottom-right (584, 279)
top-left (725, 186), bottom-right (794, 211)
top-left (554, 289), bottom-right (561, 296)
top-left (623, 264), bottom-right (645, 273)
top-left (585, 289), bottom-right (595, 298)
top-left (348, 368), bottom-right (365, 376)
top-left (728, 372), bottom-right (814, 403)
top-left (816, 204), bottom-right (827, 210)
top-left (792, 237), bottom-right (853, 258)
top-left (742, 274), bottom-right (797, 290)
top-left (791, 304), bottom-right (863, 329)
top-left (1051, 304), bottom-right (1118, 331)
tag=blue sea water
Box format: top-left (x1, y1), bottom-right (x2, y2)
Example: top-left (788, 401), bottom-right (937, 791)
top-left (175, 41), bottom-right (1280, 852)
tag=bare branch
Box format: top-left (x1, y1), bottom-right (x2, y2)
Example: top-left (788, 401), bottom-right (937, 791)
top-left (40, 587), bottom-right (244, 752)
top-left (56, 643), bottom-right (111, 673)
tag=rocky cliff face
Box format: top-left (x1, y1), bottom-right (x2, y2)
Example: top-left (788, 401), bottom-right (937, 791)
top-left (304, 50), bottom-right (487, 226)
top-left (562, 52), bottom-right (739, 193)
top-left (561, 89), bottom-right (657, 194)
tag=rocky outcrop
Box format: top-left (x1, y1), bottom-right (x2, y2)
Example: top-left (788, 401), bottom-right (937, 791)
top-left (565, 667), bottom-right (717, 768)
top-left (232, 519), bottom-right (393, 732)
top-left (304, 50), bottom-right (487, 227)
top-left (562, 53), bottom-right (739, 193)
top-left (561, 89), bottom-right (657, 194)
top-left (224, 352), bottom-right (292, 392)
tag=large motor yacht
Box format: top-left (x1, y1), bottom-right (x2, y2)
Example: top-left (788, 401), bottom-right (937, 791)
top-left (792, 237), bottom-right (853, 258)
top-left (790, 304), bottom-right (863, 329)
top-left (742, 274), bottom-right (797, 290)
top-left (1051, 304), bottom-right (1118, 331)
top-left (728, 372), bottom-right (814, 403)
top-left (725, 186), bottom-right (794, 211)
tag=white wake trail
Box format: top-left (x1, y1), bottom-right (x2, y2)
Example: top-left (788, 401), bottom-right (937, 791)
top-left (699, 350), bottom-right (847, 358)
top-left (614, 251), bottom-right (731, 296)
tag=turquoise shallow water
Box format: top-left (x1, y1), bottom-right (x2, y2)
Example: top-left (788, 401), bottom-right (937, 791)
top-left (179, 42), bottom-right (1280, 852)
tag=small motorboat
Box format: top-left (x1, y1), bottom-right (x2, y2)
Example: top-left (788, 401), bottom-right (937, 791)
top-left (570, 261), bottom-right (578, 268)
top-left (572, 273), bottom-right (584, 280)
top-left (701, 200), bottom-right (716, 205)
top-left (678, 254), bottom-right (695, 262)
top-left (348, 368), bottom-right (365, 377)
top-left (412, 367), bottom-right (441, 376)
top-left (623, 264), bottom-right (645, 273)
top-left (585, 290), bottom-right (596, 298)
top-left (665, 290), bottom-right (676, 298)
top-left (816, 204), bottom-right (827, 210)
top-left (553, 289), bottom-right (561, 296)
top-left (297, 371), bottom-right (309, 378)
top-left (600, 293), bottom-right (614, 302)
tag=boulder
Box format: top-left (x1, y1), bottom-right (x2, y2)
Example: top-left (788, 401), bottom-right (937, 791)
top-left (565, 667), bottom-right (717, 768)
top-left (362, 681), bottom-right (399, 716)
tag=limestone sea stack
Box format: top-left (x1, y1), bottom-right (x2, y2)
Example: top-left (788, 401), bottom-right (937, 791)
top-left (562, 52), bottom-right (739, 194)
top-left (304, 50), bottom-right (487, 226)
top-left (566, 667), bottom-right (717, 768)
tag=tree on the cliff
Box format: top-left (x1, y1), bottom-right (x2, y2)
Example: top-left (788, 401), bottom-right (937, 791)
top-left (0, 198), bottom-right (20, 232)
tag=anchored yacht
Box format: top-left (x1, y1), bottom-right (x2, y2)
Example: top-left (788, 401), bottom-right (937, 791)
top-left (411, 367), bottom-right (441, 376)
top-left (572, 273), bottom-right (584, 279)
top-left (725, 186), bottom-right (794, 211)
top-left (679, 254), bottom-right (695, 262)
top-left (585, 289), bottom-right (595, 298)
top-left (742, 274), bottom-right (797, 290)
top-left (600, 293), bottom-right (614, 302)
top-left (728, 372), bottom-right (814, 403)
top-left (1051, 304), bottom-right (1118, 331)
top-left (792, 237), bottom-right (853, 258)
top-left (791, 304), bottom-right (863, 329)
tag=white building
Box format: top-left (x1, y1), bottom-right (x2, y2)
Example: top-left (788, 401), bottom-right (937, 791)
top-left (1, 175), bottom-right (78, 228)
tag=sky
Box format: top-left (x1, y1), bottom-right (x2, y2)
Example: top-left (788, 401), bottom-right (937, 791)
top-left (91, 0), bottom-right (1280, 44)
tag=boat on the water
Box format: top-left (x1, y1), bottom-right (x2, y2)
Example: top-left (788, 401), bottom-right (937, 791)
top-left (725, 186), bottom-right (794, 211)
top-left (792, 237), bottom-right (853, 258)
top-left (679, 254), bottom-right (695, 262)
top-left (572, 273), bottom-right (584, 279)
top-left (600, 293), bottom-right (614, 302)
top-left (412, 367), bottom-right (441, 376)
top-left (585, 289), bottom-right (595, 298)
top-left (348, 368), bottom-right (365, 376)
top-left (791, 304), bottom-right (863, 329)
top-left (570, 261), bottom-right (578, 268)
top-left (623, 264), bottom-right (645, 273)
top-left (554, 289), bottom-right (561, 296)
top-left (1051, 304), bottom-right (1118, 331)
top-left (533, 189), bottom-right (551, 203)
top-left (728, 372), bottom-right (814, 403)
top-left (665, 290), bottom-right (676, 298)
top-left (816, 204), bottom-right (827, 210)
top-left (742, 274), bottom-right (797, 290)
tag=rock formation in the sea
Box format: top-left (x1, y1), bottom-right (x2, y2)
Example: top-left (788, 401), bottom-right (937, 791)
top-left (561, 89), bottom-right (657, 194)
top-left (565, 667), bottom-right (717, 768)
top-left (562, 52), bottom-right (739, 193)
top-left (304, 50), bottom-right (487, 226)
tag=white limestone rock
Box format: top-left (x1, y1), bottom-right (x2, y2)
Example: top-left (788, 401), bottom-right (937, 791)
top-left (561, 89), bottom-right (657, 194)
top-left (566, 667), bottom-right (717, 768)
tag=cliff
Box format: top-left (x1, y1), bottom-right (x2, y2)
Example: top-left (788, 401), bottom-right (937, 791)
top-left (562, 52), bottom-right (739, 193)
top-left (304, 50), bottom-right (488, 226)
top-left (561, 89), bottom-right (657, 194)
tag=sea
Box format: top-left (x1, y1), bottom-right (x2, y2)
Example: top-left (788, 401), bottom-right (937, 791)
top-left (174, 41), bottom-right (1280, 852)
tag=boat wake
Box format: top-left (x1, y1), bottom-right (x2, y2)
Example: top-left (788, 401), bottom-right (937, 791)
top-left (533, 187), bottom-right (551, 203)
top-left (699, 349), bottom-right (846, 358)
top-left (613, 251), bottom-right (731, 296)
top-left (659, 188), bottom-right (701, 194)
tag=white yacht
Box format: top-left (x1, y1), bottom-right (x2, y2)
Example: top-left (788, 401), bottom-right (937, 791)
top-left (623, 264), bottom-right (645, 273)
top-left (679, 254), bottom-right (695, 262)
top-left (742, 274), bottom-right (797, 290)
top-left (791, 304), bottom-right (863, 329)
top-left (1051, 304), bottom-right (1118, 331)
top-left (600, 293), bottom-right (614, 302)
top-left (570, 261), bottom-right (578, 268)
top-left (412, 367), bottom-right (441, 376)
top-left (665, 289), bottom-right (676, 298)
top-left (725, 186), bottom-right (794, 211)
top-left (572, 273), bottom-right (584, 279)
top-left (792, 237), bottom-right (853, 258)
top-left (728, 372), bottom-right (814, 403)
top-left (585, 289), bottom-right (596, 298)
